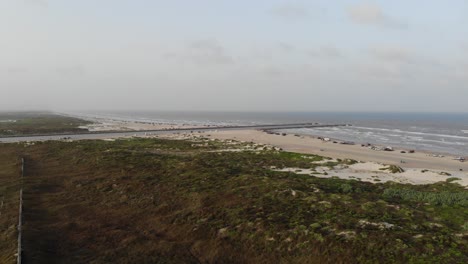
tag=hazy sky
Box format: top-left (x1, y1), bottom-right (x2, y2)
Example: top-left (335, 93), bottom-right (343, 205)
top-left (1, 0), bottom-right (467, 112)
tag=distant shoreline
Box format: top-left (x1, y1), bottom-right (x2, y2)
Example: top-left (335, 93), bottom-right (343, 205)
top-left (64, 111), bottom-right (468, 157)
top-left (6, 112), bottom-right (465, 166)
top-left (1, 113), bottom-right (467, 186)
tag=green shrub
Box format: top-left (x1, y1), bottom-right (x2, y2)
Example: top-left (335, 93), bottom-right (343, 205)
top-left (445, 177), bottom-right (461, 183)
top-left (380, 165), bottom-right (404, 173)
top-left (383, 188), bottom-right (468, 206)
top-left (340, 183), bottom-right (353, 193)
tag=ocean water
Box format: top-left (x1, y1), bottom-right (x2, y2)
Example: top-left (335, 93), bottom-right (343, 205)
top-left (73, 111), bottom-right (468, 156)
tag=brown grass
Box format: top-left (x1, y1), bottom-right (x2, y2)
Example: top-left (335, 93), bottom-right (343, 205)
top-left (0, 144), bottom-right (22, 264)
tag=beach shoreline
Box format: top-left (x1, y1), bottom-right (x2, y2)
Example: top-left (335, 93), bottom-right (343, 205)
top-left (203, 129), bottom-right (467, 186)
top-left (207, 129), bottom-right (467, 169)
top-left (275, 130), bottom-right (465, 158)
top-left (152, 129), bottom-right (468, 186)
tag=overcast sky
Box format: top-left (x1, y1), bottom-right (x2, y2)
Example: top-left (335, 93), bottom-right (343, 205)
top-left (1, 0), bottom-right (467, 112)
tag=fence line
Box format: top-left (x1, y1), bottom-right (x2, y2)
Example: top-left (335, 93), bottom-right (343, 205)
top-left (17, 158), bottom-right (24, 264)
top-left (0, 197), bottom-right (3, 216)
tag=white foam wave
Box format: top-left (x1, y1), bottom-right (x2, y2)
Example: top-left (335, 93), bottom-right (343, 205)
top-left (353, 126), bottom-right (468, 141)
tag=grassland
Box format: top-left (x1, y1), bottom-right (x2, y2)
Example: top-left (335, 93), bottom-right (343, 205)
top-left (0, 112), bottom-right (91, 136)
top-left (0, 137), bottom-right (466, 263)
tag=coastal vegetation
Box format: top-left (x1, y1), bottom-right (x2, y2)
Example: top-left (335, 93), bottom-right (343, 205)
top-left (0, 137), bottom-right (466, 263)
top-left (383, 188), bottom-right (468, 206)
top-left (380, 165), bottom-right (405, 174)
top-left (0, 112), bottom-right (91, 136)
top-left (0, 144), bottom-right (21, 264)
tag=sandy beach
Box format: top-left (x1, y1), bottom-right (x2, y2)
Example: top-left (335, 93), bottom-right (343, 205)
top-left (205, 129), bottom-right (468, 186)
top-left (77, 118), bottom-right (209, 132)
